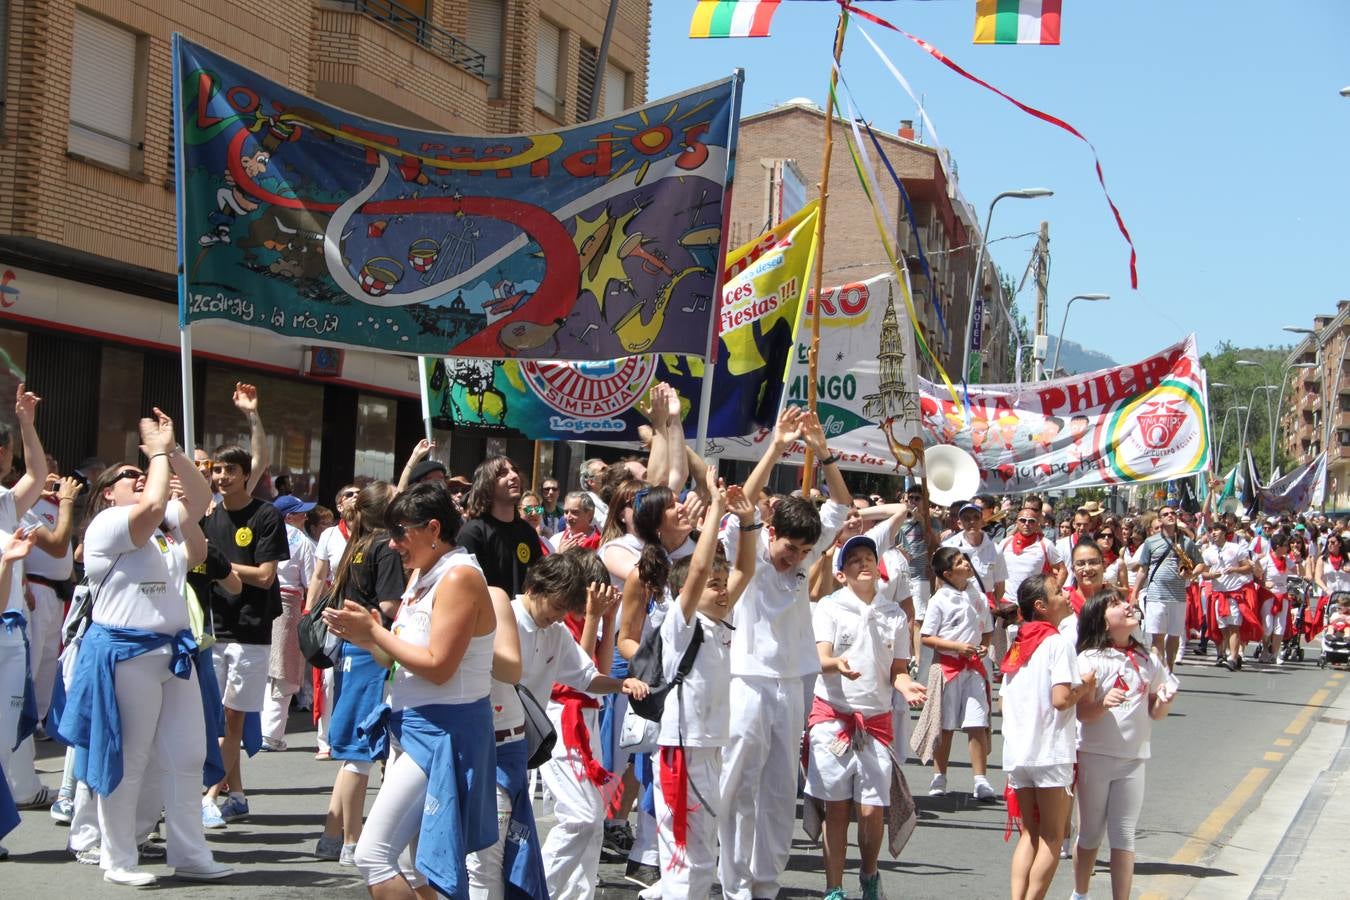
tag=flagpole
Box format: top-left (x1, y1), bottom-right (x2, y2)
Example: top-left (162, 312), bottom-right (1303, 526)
top-left (170, 34), bottom-right (196, 456)
top-left (694, 68), bottom-right (745, 460)
top-left (802, 7), bottom-right (849, 492)
top-left (416, 355), bottom-right (433, 443)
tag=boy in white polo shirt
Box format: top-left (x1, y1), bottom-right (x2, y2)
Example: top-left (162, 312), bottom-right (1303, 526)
top-left (653, 478), bottom-right (756, 899)
top-left (718, 407), bottom-right (851, 900)
top-left (808, 534), bottom-right (925, 900)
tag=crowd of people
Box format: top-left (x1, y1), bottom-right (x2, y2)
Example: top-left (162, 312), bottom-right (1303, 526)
top-left (0, 378), bottom-right (1345, 899)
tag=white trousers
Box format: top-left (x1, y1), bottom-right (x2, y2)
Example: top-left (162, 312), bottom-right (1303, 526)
top-left (97, 650), bottom-right (214, 871)
top-left (316, 667), bottom-right (334, 753)
top-left (26, 582), bottom-right (64, 720)
top-left (0, 623), bottom-right (42, 801)
top-left (1075, 751), bottom-right (1147, 852)
top-left (718, 675), bottom-right (807, 900)
top-left (260, 677), bottom-right (297, 744)
top-left (465, 783), bottom-right (514, 900)
top-left (354, 745), bottom-right (429, 889)
top-left (541, 705), bottom-right (606, 900)
top-left (656, 746), bottom-right (722, 900)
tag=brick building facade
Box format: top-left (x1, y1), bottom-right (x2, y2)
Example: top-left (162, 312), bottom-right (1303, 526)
top-left (0, 0), bottom-right (649, 499)
top-left (1281, 300), bottom-right (1350, 512)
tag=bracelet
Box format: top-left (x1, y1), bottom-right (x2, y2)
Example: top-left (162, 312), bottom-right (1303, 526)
top-left (59, 498), bottom-right (75, 504)
top-left (740, 522), bottom-right (763, 531)
top-left (821, 454), bottom-right (839, 466)
top-left (150, 451), bottom-right (171, 460)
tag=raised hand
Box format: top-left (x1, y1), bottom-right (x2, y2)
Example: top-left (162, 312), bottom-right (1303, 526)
top-left (13, 383), bottom-right (39, 425)
top-left (585, 581), bottom-right (620, 620)
top-left (665, 382), bottom-right (684, 423)
top-left (2, 526), bottom-right (35, 563)
top-left (647, 383), bottom-right (669, 429)
top-left (407, 438), bottom-right (434, 465)
top-left (680, 491), bottom-right (706, 530)
top-left (139, 407), bottom-right (176, 455)
top-left (232, 382), bottom-right (259, 414)
top-left (800, 410), bottom-right (831, 458)
top-left (727, 484), bottom-right (755, 525)
top-left (56, 476), bottom-right (84, 504)
top-left (773, 405), bottom-right (805, 446)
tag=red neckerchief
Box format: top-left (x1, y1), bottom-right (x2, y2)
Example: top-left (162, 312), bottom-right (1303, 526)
top-left (1271, 554), bottom-right (1287, 573)
top-left (1102, 548), bottom-right (1118, 566)
top-left (1000, 621), bottom-right (1059, 677)
top-left (338, 520), bottom-right (350, 540)
top-left (1330, 555), bottom-right (1344, 571)
top-left (1111, 645), bottom-right (1146, 696)
top-left (1011, 531), bottom-right (1040, 554)
top-left (551, 613), bottom-right (611, 789)
top-left (1067, 587), bottom-right (1087, 615)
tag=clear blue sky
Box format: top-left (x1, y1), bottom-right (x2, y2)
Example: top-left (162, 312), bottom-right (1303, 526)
top-left (647, 0), bottom-right (1350, 364)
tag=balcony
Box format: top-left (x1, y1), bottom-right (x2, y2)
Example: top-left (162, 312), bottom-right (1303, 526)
top-left (314, 2), bottom-right (491, 132)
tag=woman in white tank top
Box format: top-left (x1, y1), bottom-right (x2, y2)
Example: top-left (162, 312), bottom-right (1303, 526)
top-left (324, 483), bottom-right (497, 898)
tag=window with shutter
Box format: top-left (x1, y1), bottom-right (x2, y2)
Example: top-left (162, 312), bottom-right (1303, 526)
top-left (602, 62), bottom-right (629, 117)
top-left (69, 10), bottom-right (142, 171)
top-left (575, 43), bottom-right (597, 122)
top-left (0, 0), bottom-right (9, 99)
top-left (466, 0), bottom-right (504, 99)
top-left (534, 18), bottom-right (562, 119)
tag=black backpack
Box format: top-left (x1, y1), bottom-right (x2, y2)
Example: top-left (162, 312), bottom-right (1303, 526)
top-left (626, 615), bottom-right (704, 723)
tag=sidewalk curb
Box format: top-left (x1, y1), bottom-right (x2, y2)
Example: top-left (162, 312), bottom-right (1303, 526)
top-left (1173, 676), bottom-right (1350, 900)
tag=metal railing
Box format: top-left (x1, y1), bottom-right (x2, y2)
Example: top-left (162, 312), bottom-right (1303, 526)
top-left (335, 0), bottom-right (486, 78)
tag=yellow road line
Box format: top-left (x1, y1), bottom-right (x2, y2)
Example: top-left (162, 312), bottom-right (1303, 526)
top-left (1274, 738), bottom-right (1293, 747)
top-left (1284, 688), bottom-right (1330, 735)
top-left (1263, 751), bottom-right (1284, 762)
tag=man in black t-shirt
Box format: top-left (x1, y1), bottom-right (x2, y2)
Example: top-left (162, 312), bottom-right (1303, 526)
top-left (456, 456), bottom-right (539, 596)
top-left (200, 444), bottom-right (289, 828)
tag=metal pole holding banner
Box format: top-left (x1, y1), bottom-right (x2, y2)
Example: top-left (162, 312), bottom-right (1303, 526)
top-left (693, 68), bottom-right (745, 459)
top-left (170, 34), bottom-right (196, 457)
top-left (416, 355), bottom-right (434, 443)
top-left (180, 325), bottom-right (196, 457)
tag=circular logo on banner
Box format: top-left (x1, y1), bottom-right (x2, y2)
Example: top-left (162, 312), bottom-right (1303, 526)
top-left (234, 526), bottom-right (254, 548)
top-left (520, 356), bottom-right (657, 420)
top-left (516, 542), bottom-right (531, 564)
top-left (1104, 380), bottom-right (1208, 483)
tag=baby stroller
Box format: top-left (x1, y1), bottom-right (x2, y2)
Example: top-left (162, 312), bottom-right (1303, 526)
top-left (1282, 577), bottom-right (1313, 662)
top-left (1318, 591), bottom-right (1350, 669)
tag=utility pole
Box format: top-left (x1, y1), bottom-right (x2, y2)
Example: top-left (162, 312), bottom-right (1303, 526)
top-left (1032, 221), bottom-right (1050, 381)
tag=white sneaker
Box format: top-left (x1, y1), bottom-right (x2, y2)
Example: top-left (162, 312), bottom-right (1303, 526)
top-left (104, 868), bottom-right (157, 886)
top-left (973, 779), bottom-right (998, 801)
top-left (928, 773), bottom-right (948, 796)
top-left (172, 861), bottom-right (235, 881)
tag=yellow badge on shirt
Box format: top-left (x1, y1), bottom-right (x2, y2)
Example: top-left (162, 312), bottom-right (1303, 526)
top-left (352, 552), bottom-right (364, 565)
top-left (235, 526), bottom-right (254, 548)
top-left (516, 542), bottom-right (531, 564)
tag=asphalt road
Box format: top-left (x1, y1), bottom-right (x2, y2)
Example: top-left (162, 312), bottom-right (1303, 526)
top-left (2, 643), bottom-right (1343, 899)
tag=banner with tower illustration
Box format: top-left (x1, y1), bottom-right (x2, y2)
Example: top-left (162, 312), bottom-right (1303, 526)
top-left (916, 334), bottom-right (1211, 493)
top-left (422, 203), bottom-right (818, 440)
top-left (172, 36), bottom-right (739, 360)
top-left (709, 272), bottom-right (925, 472)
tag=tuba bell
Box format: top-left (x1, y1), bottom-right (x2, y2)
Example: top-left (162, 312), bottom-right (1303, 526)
top-left (922, 444), bottom-right (981, 507)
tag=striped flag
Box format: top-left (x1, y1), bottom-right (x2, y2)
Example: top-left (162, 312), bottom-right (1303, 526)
top-left (974, 0), bottom-right (1062, 45)
top-left (689, 1), bottom-right (782, 39)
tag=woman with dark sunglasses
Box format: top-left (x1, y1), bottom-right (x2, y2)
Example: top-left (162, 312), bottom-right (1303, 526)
top-left (313, 481), bottom-right (406, 864)
top-left (59, 410), bottom-right (232, 886)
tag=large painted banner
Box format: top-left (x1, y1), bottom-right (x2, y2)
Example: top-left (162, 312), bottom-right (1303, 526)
top-left (916, 335), bottom-right (1210, 493)
top-left (173, 37), bottom-right (739, 360)
top-left (707, 272), bottom-right (925, 471)
top-left (424, 203), bottom-right (818, 440)
top-left (1253, 451), bottom-right (1326, 514)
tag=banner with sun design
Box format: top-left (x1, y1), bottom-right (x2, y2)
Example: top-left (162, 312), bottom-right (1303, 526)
top-left (173, 36), bottom-right (740, 360)
top-left (422, 203), bottom-right (818, 441)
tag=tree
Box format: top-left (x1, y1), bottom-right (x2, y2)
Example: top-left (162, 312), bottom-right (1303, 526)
top-left (1201, 342), bottom-right (1297, 479)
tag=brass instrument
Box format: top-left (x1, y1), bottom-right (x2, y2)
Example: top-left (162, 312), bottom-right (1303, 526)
top-left (1172, 539), bottom-right (1196, 577)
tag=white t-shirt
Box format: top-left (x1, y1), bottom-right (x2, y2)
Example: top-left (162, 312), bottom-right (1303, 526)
top-left (877, 546), bottom-right (915, 608)
top-left (0, 490), bottom-right (23, 613)
top-left (725, 500), bottom-right (849, 679)
top-left (21, 496), bottom-right (74, 581)
top-left (1263, 555), bottom-right (1291, 595)
top-left (999, 535), bottom-right (1062, 601)
top-left (1202, 542), bottom-right (1251, 593)
top-left (1124, 544), bottom-right (1144, 591)
top-left (657, 609), bottom-right (733, 747)
top-left (512, 596), bottom-right (599, 702)
top-left (389, 549), bottom-right (492, 710)
top-left (1076, 646), bottom-right (1166, 759)
top-left (1058, 613), bottom-right (1079, 651)
top-left (941, 531), bottom-right (1008, 599)
top-left (921, 582), bottom-right (993, 646)
top-left (84, 502), bottom-right (190, 635)
top-left (813, 587), bottom-right (910, 716)
top-left (1000, 632), bottom-right (1081, 769)
top-left (277, 523), bottom-right (317, 596)
top-left (314, 524), bottom-right (348, 583)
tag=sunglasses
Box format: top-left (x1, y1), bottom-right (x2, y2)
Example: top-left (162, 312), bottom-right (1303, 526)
top-left (523, 505), bottom-right (544, 515)
top-left (1017, 517), bottom-right (1039, 524)
top-left (339, 490), bottom-right (358, 500)
top-left (388, 520), bottom-right (427, 540)
top-left (542, 486), bottom-right (559, 492)
top-left (112, 468), bottom-right (144, 485)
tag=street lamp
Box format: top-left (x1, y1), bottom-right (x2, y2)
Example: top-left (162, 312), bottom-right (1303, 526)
top-left (1216, 405), bottom-right (1247, 466)
top-left (962, 188), bottom-right (1053, 383)
top-left (1271, 359), bottom-right (1319, 472)
top-left (1240, 385), bottom-right (1278, 470)
top-left (1050, 293), bottom-right (1110, 376)
top-left (1341, 86), bottom-right (1350, 97)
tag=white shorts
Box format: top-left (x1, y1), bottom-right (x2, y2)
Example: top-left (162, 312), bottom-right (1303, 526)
top-left (1261, 599), bottom-right (1287, 637)
top-left (1212, 593), bottom-right (1242, 630)
top-left (1006, 763), bottom-right (1074, 790)
top-left (940, 669), bottom-right (989, 731)
top-left (1144, 600), bottom-right (1186, 638)
top-left (212, 642), bottom-right (270, 712)
top-left (912, 579), bottom-right (932, 622)
top-left (804, 721), bottom-right (892, 806)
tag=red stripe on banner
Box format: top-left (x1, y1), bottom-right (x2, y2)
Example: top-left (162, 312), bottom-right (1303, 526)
top-left (840, 3), bottom-right (1136, 288)
top-left (1041, 0), bottom-right (1062, 45)
top-left (751, 1), bottom-right (781, 37)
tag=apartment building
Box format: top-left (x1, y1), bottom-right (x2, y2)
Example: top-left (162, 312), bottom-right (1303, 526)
top-left (0, 0), bottom-right (649, 499)
top-left (1281, 300), bottom-right (1350, 512)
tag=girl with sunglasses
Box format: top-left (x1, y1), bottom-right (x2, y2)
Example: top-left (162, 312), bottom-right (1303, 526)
top-left (313, 481), bottom-right (405, 864)
top-left (59, 410), bottom-right (232, 886)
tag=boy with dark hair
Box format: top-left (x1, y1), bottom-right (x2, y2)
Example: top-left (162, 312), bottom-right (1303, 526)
top-left (719, 406), bottom-right (851, 900)
top-left (201, 442), bottom-right (289, 828)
